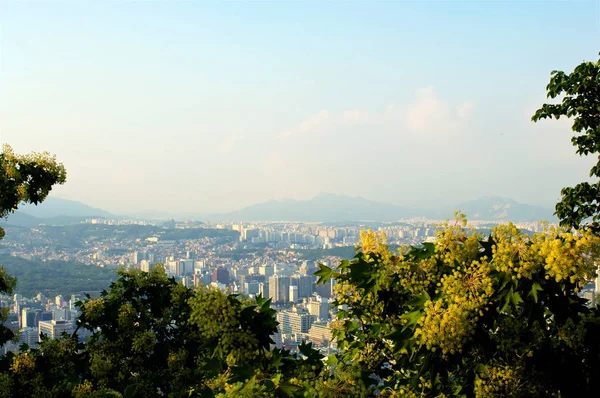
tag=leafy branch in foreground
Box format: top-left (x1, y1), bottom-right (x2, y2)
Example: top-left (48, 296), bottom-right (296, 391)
top-left (317, 219), bottom-right (600, 397)
top-left (532, 55), bottom-right (600, 232)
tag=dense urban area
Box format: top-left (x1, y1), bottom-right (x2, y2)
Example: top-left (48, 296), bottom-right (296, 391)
top-left (2, 216), bottom-right (587, 359)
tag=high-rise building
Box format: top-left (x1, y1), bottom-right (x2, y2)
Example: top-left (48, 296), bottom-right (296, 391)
top-left (291, 275), bottom-right (314, 298)
top-left (140, 260), bottom-right (152, 273)
top-left (277, 308), bottom-right (316, 335)
top-left (307, 298), bottom-right (330, 321)
top-left (212, 267), bottom-right (230, 285)
top-left (38, 320), bottom-right (74, 341)
top-left (259, 265), bottom-right (275, 277)
top-left (289, 285), bottom-right (299, 303)
top-left (244, 281), bottom-right (259, 295)
top-left (21, 309), bottom-right (36, 329)
top-left (315, 277), bottom-right (335, 298)
top-left (306, 323), bottom-right (333, 347)
top-left (177, 259), bottom-right (195, 276)
top-left (19, 327), bottom-right (39, 347)
top-left (269, 276), bottom-right (291, 303)
top-left (52, 309), bottom-right (70, 321)
top-left (259, 281), bottom-right (270, 299)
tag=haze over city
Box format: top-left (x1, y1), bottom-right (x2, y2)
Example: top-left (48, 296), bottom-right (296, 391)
top-left (1, 1), bottom-right (599, 214)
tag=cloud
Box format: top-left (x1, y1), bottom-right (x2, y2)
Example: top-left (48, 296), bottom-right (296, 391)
top-left (406, 87), bottom-right (446, 130)
top-left (342, 109), bottom-right (370, 124)
top-left (404, 87), bottom-right (476, 133)
top-left (297, 109), bottom-right (330, 134)
top-left (277, 87), bottom-right (475, 141)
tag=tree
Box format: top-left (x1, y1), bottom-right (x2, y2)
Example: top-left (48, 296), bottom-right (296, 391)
top-left (316, 217), bottom-right (600, 397)
top-left (0, 144), bottom-right (66, 347)
top-left (532, 55), bottom-right (600, 232)
top-left (0, 266), bottom-right (327, 397)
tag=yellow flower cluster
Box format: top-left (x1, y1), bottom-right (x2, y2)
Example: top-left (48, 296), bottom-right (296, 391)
top-left (474, 363), bottom-right (526, 397)
top-left (9, 353), bottom-right (35, 374)
top-left (536, 228), bottom-right (599, 284)
top-left (491, 223), bottom-right (540, 279)
top-left (491, 223), bottom-right (600, 285)
top-left (337, 217), bottom-right (600, 367)
top-left (360, 229), bottom-right (389, 257)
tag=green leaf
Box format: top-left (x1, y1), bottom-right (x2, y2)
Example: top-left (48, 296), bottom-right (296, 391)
top-left (401, 310), bottom-right (423, 329)
top-left (314, 263), bottom-right (338, 285)
top-left (528, 282), bottom-right (543, 303)
top-left (123, 384), bottom-right (138, 398)
top-left (326, 355), bottom-right (338, 366)
top-left (511, 291), bottom-right (524, 306)
top-left (276, 380), bottom-right (300, 397)
top-left (228, 364), bottom-right (254, 383)
top-left (407, 291), bottom-right (430, 310)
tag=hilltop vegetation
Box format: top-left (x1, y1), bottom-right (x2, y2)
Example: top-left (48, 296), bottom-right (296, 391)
top-left (1, 223), bottom-right (239, 249)
top-left (0, 255), bottom-right (116, 297)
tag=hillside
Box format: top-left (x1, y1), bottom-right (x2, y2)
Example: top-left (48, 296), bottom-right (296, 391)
top-left (212, 193), bottom-right (554, 222)
top-left (213, 192), bottom-right (421, 222)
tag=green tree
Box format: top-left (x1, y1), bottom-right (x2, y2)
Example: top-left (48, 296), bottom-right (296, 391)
top-left (317, 219), bottom-right (600, 397)
top-left (0, 144), bottom-right (66, 347)
top-left (1, 266), bottom-right (326, 397)
top-left (532, 55), bottom-right (600, 232)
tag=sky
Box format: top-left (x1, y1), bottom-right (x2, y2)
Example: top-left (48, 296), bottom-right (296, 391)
top-left (1, 1), bottom-right (599, 215)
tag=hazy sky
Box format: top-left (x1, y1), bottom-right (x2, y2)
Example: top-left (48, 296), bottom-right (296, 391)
top-left (1, 1), bottom-right (599, 215)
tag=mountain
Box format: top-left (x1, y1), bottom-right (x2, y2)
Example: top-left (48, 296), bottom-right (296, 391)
top-left (440, 197), bottom-right (555, 222)
top-left (212, 193), bottom-right (421, 222)
top-left (212, 194), bottom-right (555, 222)
top-left (0, 197), bottom-right (117, 228)
top-left (17, 197), bottom-right (115, 219)
top-left (0, 211), bottom-right (43, 227)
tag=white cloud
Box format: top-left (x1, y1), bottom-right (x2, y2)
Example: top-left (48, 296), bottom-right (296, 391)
top-left (277, 88), bottom-right (475, 142)
top-left (403, 87), bottom-right (476, 134)
top-left (297, 109), bottom-right (330, 134)
top-left (342, 109), bottom-right (370, 124)
top-left (405, 87), bottom-right (447, 131)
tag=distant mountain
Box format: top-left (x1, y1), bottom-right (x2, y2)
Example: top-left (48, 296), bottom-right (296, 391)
top-left (211, 193), bottom-right (555, 223)
top-left (0, 197), bottom-right (117, 228)
top-left (0, 211), bottom-right (43, 228)
top-left (212, 193), bottom-right (421, 222)
top-left (439, 197), bottom-right (555, 222)
top-left (17, 197), bottom-right (115, 219)
top-left (0, 212), bottom-right (101, 228)
top-left (0, 194), bottom-right (556, 226)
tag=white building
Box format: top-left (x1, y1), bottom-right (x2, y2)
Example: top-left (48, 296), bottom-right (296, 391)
top-left (38, 320), bottom-right (74, 341)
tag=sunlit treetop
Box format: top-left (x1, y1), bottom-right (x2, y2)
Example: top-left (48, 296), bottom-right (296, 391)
top-left (0, 144), bottom-right (67, 219)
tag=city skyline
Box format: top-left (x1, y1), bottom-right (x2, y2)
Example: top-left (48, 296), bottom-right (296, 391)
top-left (1, 1), bottom-right (599, 214)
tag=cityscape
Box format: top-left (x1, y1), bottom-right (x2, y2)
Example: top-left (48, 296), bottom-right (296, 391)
top-left (1, 0), bottom-right (598, 395)
top-left (0, 204), bottom-right (571, 357)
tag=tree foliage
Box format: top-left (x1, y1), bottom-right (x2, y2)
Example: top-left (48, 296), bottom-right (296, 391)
top-left (316, 218), bottom-right (600, 397)
top-left (532, 55), bottom-right (600, 231)
top-left (0, 266), bottom-right (327, 397)
top-left (0, 144), bottom-right (66, 347)
top-left (0, 255), bottom-right (116, 297)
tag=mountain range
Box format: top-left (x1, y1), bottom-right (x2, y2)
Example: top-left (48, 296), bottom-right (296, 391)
top-left (0, 193), bottom-right (556, 227)
top-left (1, 197), bottom-right (117, 227)
top-left (213, 193), bottom-right (555, 222)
